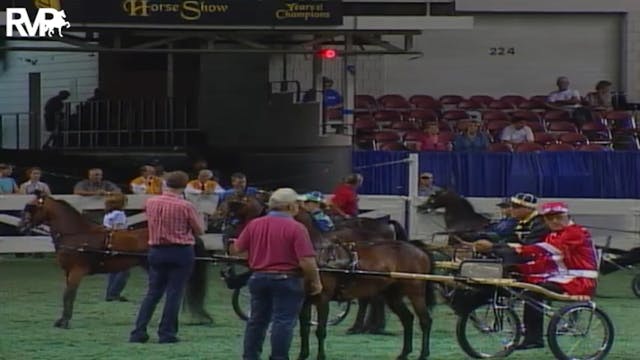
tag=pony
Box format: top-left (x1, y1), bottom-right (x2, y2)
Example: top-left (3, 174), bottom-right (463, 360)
top-left (296, 209), bottom-right (437, 360)
top-left (417, 188), bottom-right (490, 232)
top-left (18, 191), bottom-right (212, 329)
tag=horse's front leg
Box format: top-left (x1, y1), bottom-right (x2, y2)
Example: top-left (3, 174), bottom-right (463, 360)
top-left (54, 267), bottom-right (87, 329)
top-left (297, 299), bottom-right (313, 360)
top-left (347, 298), bottom-right (368, 334)
top-left (315, 299), bottom-right (330, 360)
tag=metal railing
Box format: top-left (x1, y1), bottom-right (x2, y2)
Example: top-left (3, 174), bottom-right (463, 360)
top-left (268, 80), bottom-right (302, 103)
top-left (57, 97), bottom-right (202, 149)
top-left (0, 112), bottom-right (31, 150)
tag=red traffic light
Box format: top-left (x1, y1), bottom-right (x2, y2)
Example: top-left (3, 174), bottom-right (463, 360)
top-left (317, 49), bottom-right (337, 59)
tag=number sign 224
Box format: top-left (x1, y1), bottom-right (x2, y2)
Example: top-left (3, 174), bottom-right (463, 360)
top-left (489, 47), bottom-right (515, 56)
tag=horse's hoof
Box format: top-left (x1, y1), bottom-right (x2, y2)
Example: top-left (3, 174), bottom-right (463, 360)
top-left (53, 319), bottom-right (69, 329)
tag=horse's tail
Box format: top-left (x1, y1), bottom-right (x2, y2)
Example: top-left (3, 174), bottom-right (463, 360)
top-left (409, 240), bottom-right (437, 311)
top-left (389, 220), bottom-right (408, 242)
top-left (184, 236), bottom-right (213, 324)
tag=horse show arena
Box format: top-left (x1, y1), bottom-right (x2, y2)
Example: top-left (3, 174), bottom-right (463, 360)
top-left (0, 258), bottom-right (639, 360)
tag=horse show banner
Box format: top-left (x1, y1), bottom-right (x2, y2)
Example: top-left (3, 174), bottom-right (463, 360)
top-left (8, 0), bottom-right (343, 26)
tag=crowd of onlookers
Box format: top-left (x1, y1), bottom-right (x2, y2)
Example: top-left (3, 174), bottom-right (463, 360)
top-left (355, 77), bottom-right (639, 152)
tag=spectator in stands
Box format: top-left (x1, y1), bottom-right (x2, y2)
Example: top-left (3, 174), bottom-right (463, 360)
top-left (303, 77), bottom-right (343, 109)
top-left (74, 168), bottom-right (121, 196)
top-left (19, 167), bottom-right (51, 195)
top-left (219, 173), bottom-right (259, 202)
top-left (329, 173), bottom-right (363, 219)
top-left (0, 164), bottom-right (18, 194)
top-left (584, 80), bottom-right (613, 111)
top-left (298, 191), bottom-right (335, 232)
top-left (103, 193), bottom-right (130, 302)
top-left (190, 158), bottom-right (209, 179)
top-left (419, 122), bottom-right (449, 151)
top-left (186, 169), bottom-right (225, 195)
top-left (501, 118), bottom-right (534, 148)
top-left (43, 90), bottom-right (71, 148)
top-left (130, 165), bottom-right (164, 195)
top-left (418, 172), bottom-right (441, 197)
top-left (545, 76), bottom-right (581, 111)
top-left (453, 119), bottom-right (490, 152)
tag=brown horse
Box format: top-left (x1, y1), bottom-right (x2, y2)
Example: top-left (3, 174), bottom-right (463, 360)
top-left (18, 192), bottom-right (212, 329)
top-left (296, 210), bottom-right (436, 360)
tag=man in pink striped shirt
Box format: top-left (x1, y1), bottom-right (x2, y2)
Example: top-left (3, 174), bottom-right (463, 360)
top-left (130, 171), bottom-right (204, 344)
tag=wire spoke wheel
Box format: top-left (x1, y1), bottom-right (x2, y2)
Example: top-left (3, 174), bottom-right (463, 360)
top-left (631, 274), bottom-right (640, 298)
top-left (456, 303), bottom-right (522, 359)
top-left (547, 303), bottom-right (614, 360)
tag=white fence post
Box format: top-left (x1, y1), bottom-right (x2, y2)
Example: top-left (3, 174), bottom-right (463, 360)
top-left (407, 153), bottom-right (419, 238)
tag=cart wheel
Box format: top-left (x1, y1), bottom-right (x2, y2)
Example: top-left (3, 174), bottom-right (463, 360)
top-left (547, 302), bottom-right (614, 360)
top-left (456, 302), bottom-right (522, 359)
top-left (631, 274), bottom-right (640, 298)
top-left (232, 286), bottom-right (351, 326)
top-left (232, 286), bottom-right (250, 321)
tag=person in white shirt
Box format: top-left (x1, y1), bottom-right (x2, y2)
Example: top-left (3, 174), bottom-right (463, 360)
top-left (546, 76), bottom-right (582, 111)
top-left (19, 167), bottom-right (52, 195)
top-left (103, 193), bottom-right (130, 302)
top-left (501, 118), bottom-right (534, 146)
top-left (185, 169), bottom-right (225, 195)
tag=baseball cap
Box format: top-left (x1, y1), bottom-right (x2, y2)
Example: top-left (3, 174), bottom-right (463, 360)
top-left (539, 202), bottom-right (569, 215)
top-left (269, 188), bottom-right (300, 208)
top-left (298, 191), bottom-right (324, 203)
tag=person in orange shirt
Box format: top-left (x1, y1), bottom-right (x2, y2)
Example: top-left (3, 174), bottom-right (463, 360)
top-left (185, 169), bottom-right (224, 195)
top-left (130, 165), bottom-right (164, 195)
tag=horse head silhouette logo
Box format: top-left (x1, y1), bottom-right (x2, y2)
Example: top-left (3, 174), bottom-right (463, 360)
top-left (42, 9), bottom-right (70, 37)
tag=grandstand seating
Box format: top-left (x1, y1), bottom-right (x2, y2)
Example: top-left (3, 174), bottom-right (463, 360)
top-left (352, 93), bottom-right (639, 153)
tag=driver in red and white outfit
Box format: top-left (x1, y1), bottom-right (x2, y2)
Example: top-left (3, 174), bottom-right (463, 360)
top-left (474, 201), bottom-right (599, 350)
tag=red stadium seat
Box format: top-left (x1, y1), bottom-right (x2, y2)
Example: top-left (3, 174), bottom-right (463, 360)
top-left (488, 143), bottom-right (513, 153)
top-left (526, 121), bottom-right (545, 133)
top-left (534, 132), bottom-right (557, 145)
top-left (548, 121), bottom-right (578, 133)
top-left (355, 133), bottom-right (375, 149)
top-left (355, 95), bottom-right (377, 111)
top-left (499, 95), bottom-right (527, 108)
top-left (578, 143), bottom-right (608, 151)
top-left (373, 131), bottom-right (401, 150)
top-left (391, 121), bottom-right (417, 132)
top-left (488, 101), bottom-right (515, 111)
top-left (543, 110), bottom-right (571, 123)
top-left (604, 111), bottom-right (636, 133)
top-left (437, 120), bottom-right (452, 132)
top-left (409, 94), bottom-right (435, 104)
top-left (546, 143), bottom-right (575, 152)
top-left (404, 130), bottom-right (424, 142)
top-left (469, 95), bottom-right (495, 107)
top-left (518, 100), bottom-right (547, 111)
top-left (442, 110), bottom-right (469, 122)
top-left (482, 110), bottom-right (510, 122)
top-left (515, 143), bottom-right (544, 153)
top-left (439, 95), bottom-right (464, 107)
top-left (558, 133), bottom-right (588, 146)
top-left (355, 116), bottom-right (377, 133)
top-left (457, 100), bottom-right (483, 110)
top-left (404, 141), bottom-right (422, 151)
top-left (486, 120), bottom-right (511, 140)
top-left (374, 111), bottom-right (402, 127)
top-left (409, 95), bottom-right (441, 111)
top-left (438, 131), bottom-right (454, 144)
top-left (530, 95), bottom-right (548, 103)
top-left (379, 97), bottom-right (412, 110)
top-left (407, 109), bottom-right (438, 124)
top-left (511, 110), bottom-right (541, 123)
top-left (581, 122), bottom-right (612, 144)
top-left (378, 142), bottom-right (406, 151)
top-left (378, 94), bottom-right (406, 104)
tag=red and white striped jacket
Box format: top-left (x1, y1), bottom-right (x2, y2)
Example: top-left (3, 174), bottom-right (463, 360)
top-left (516, 223), bottom-right (598, 296)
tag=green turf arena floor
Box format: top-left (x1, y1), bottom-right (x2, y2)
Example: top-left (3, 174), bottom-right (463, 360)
top-left (0, 257), bottom-right (638, 360)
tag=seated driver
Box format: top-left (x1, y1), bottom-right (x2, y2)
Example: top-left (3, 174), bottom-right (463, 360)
top-left (474, 202), bottom-right (598, 350)
top-left (298, 191), bottom-right (335, 233)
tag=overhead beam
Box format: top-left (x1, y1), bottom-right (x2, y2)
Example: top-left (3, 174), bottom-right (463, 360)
top-left (131, 35), bottom-right (191, 49)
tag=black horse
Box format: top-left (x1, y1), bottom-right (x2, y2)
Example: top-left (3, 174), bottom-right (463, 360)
top-left (417, 188), bottom-right (491, 235)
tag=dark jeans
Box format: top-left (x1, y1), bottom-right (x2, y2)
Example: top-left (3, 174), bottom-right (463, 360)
top-left (522, 282), bottom-right (563, 343)
top-left (243, 272), bottom-right (305, 360)
top-left (106, 270), bottom-right (130, 300)
top-left (130, 245), bottom-right (194, 342)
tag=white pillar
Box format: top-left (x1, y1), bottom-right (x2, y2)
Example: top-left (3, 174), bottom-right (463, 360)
top-left (342, 34), bottom-right (355, 137)
top-left (407, 153), bottom-right (419, 238)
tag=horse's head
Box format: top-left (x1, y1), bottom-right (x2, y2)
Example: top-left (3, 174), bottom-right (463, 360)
top-left (216, 192), bottom-right (266, 225)
top-left (417, 188), bottom-right (452, 213)
top-left (19, 190), bottom-right (51, 233)
top-left (314, 236), bottom-right (352, 269)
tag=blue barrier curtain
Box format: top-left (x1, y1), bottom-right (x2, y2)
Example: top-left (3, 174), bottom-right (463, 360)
top-left (353, 151), bottom-right (640, 198)
top-left (353, 151), bottom-right (409, 195)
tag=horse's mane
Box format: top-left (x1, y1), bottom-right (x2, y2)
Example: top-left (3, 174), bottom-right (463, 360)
top-left (54, 198), bottom-right (83, 215)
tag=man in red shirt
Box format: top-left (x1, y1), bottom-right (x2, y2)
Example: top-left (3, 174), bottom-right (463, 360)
top-left (129, 171), bottom-right (205, 344)
top-left (475, 201), bottom-right (598, 350)
top-left (329, 173), bottom-right (362, 219)
top-left (231, 188), bottom-right (322, 360)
